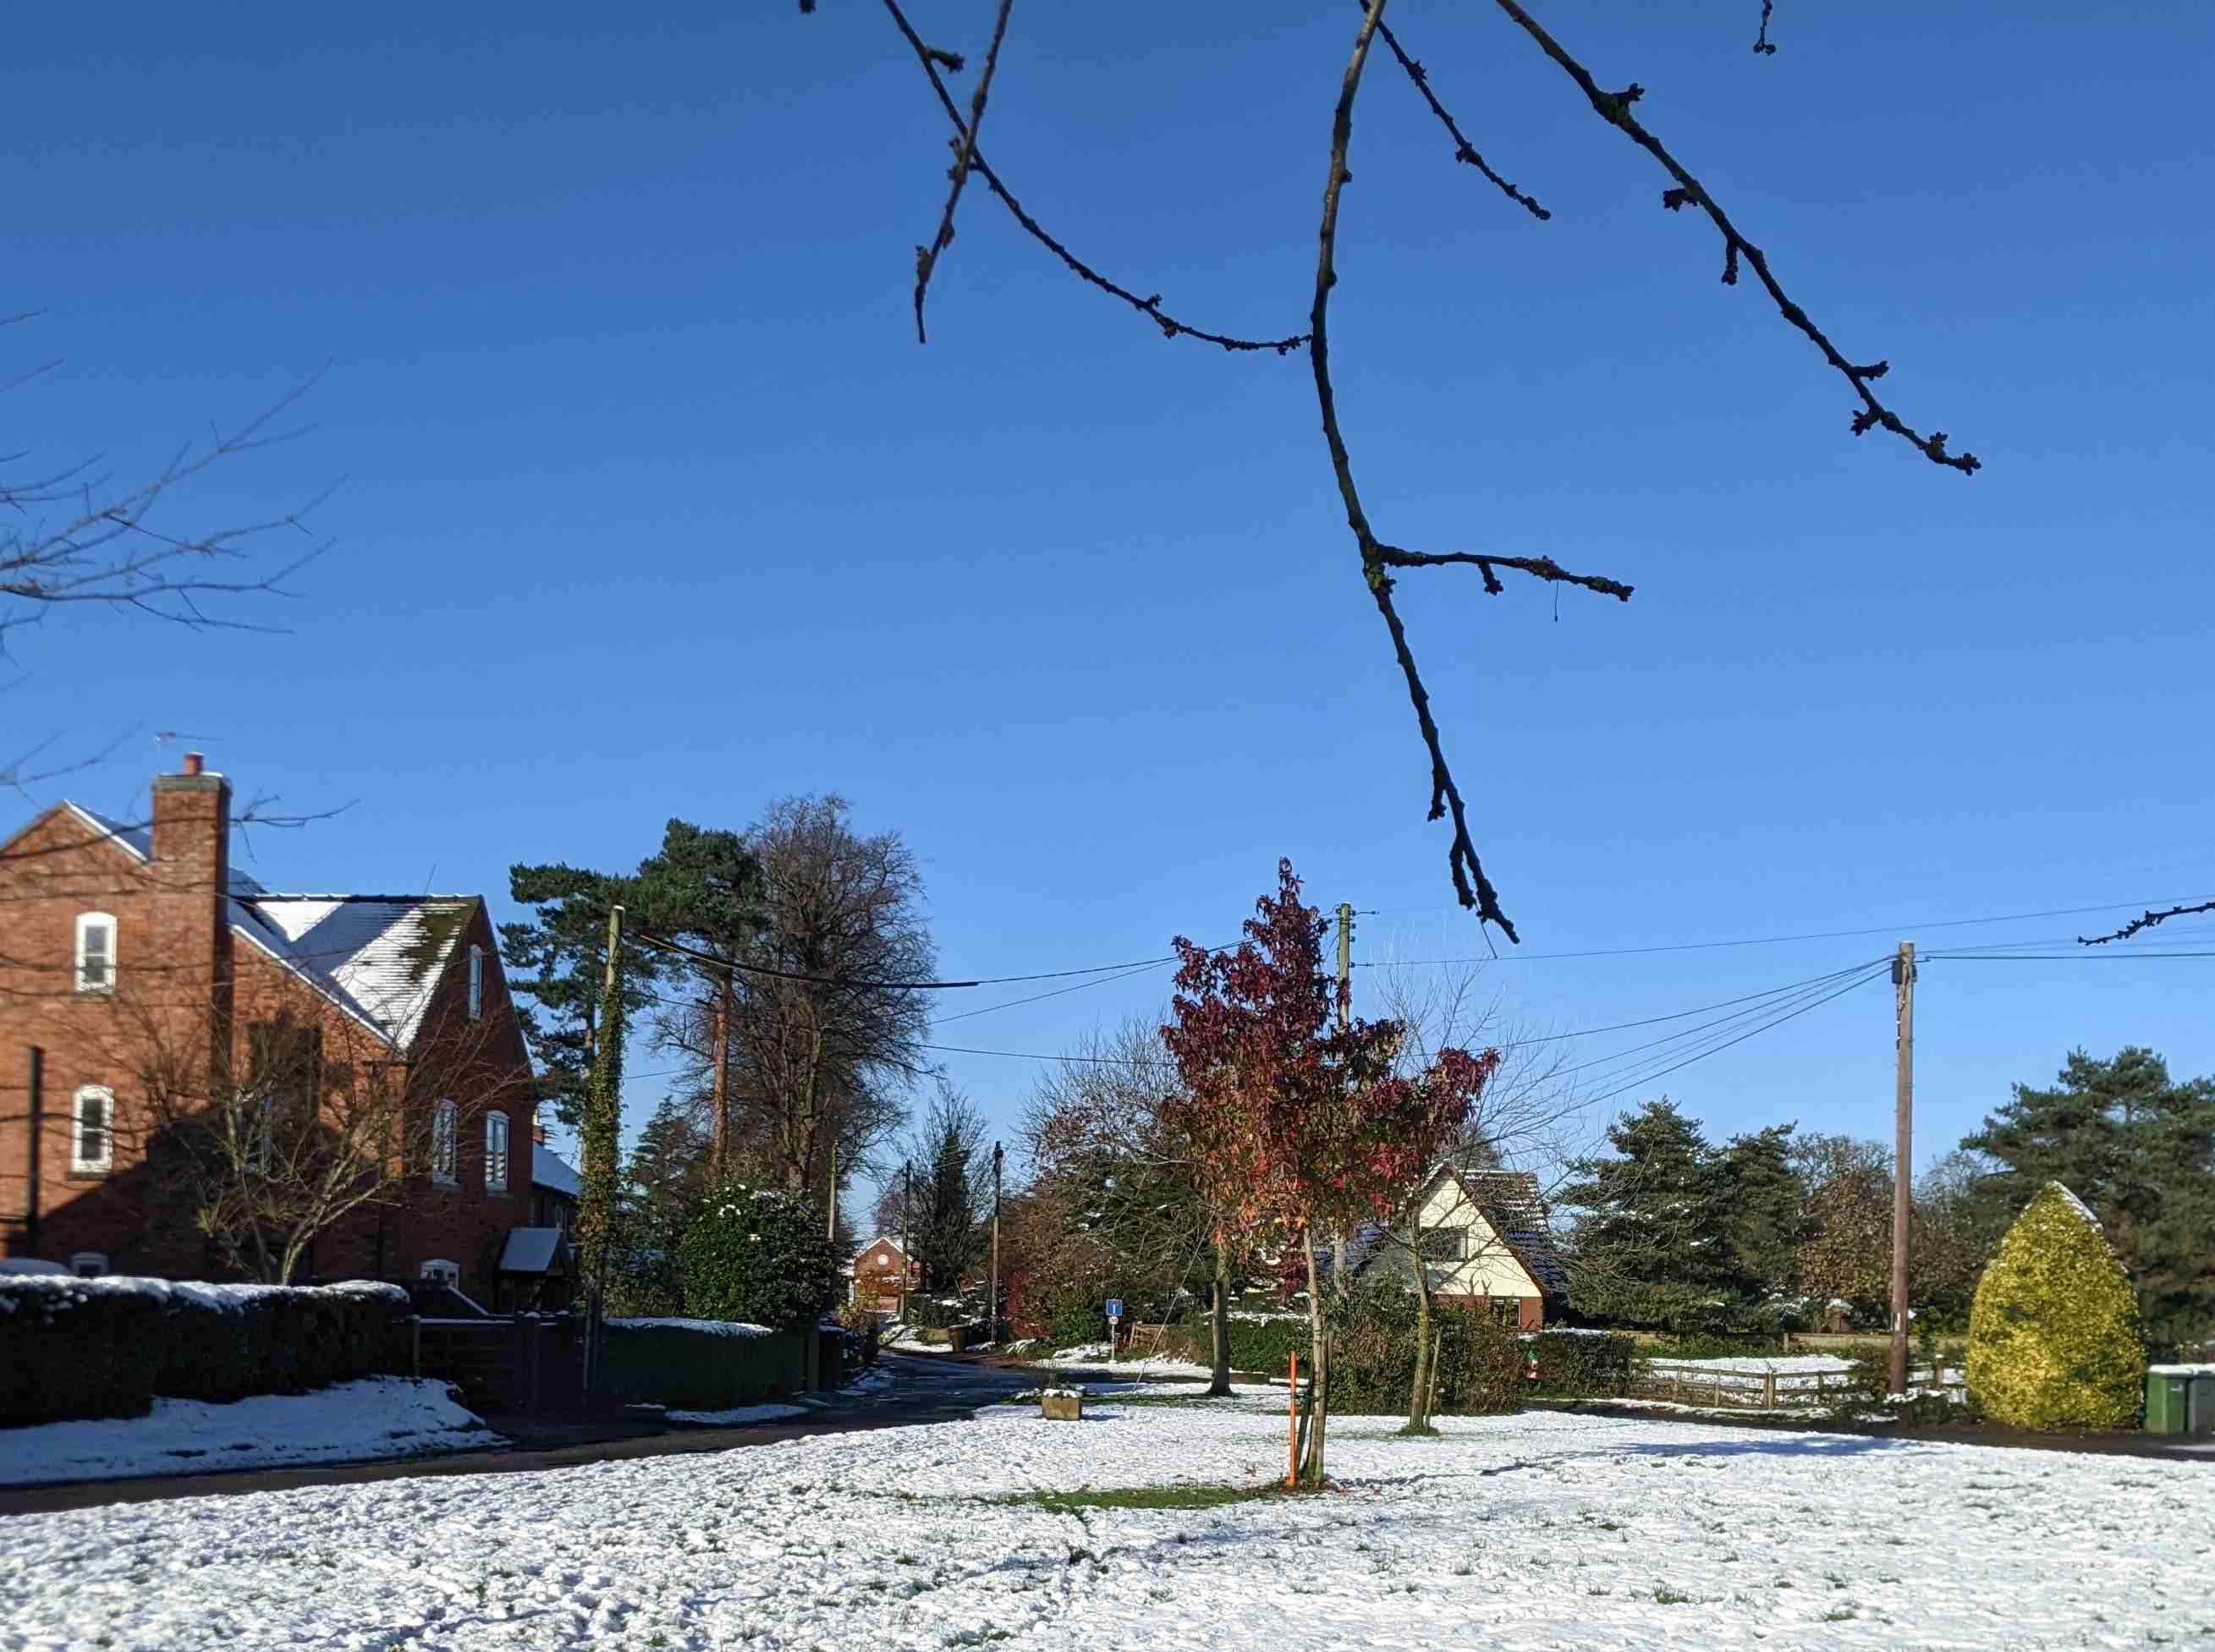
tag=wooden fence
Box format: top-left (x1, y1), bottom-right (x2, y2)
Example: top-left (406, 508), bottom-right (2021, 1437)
top-left (1632, 1360), bottom-right (1969, 1410)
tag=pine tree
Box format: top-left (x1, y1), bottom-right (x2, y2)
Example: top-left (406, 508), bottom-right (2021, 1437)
top-left (1967, 1047), bottom-right (2215, 1347)
top-left (626, 1097), bottom-right (710, 1220)
top-left (1560, 1099), bottom-right (1751, 1328)
top-left (907, 1083), bottom-right (987, 1294)
top-left (501, 864), bottom-right (662, 1129)
top-left (1721, 1123), bottom-right (1804, 1298)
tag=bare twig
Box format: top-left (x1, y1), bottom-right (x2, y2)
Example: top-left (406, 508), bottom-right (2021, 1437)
top-left (877, 0), bottom-right (1307, 354)
top-left (1755, 0), bottom-right (1778, 56)
top-left (1372, 545), bottom-right (1631, 601)
top-left (1489, 0), bottom-right (1977, 474)
top-left (2079, 899), bottom-right (2215, 946)
top-left (1311, 1), bottom-right (1624, 943)
top-left (1369, 7), bottom-right (1550, 221)
top-left (911, 0), bottom-right (1017, 343)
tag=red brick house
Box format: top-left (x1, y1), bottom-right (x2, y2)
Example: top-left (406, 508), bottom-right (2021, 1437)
top-left (0, 756), bottom-right (543, 1302)
top-left (847, 1235), bottom-right (916, 1313)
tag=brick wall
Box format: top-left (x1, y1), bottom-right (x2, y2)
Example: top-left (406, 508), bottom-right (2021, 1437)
top-left (0, 765), bottom-right (540, 1300)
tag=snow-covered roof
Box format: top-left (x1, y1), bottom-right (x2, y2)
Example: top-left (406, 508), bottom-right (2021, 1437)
top-left (498, 1228), bottom-right (570, 1274)
top-left (533, 1149), bottom-right (581, 1198)
top-left (67, 803), bottom-right (479, 1049)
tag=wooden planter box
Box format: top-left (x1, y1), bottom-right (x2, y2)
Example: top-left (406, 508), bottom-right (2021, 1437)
top-left (1041, 1393), bottom-right (1083, 1422)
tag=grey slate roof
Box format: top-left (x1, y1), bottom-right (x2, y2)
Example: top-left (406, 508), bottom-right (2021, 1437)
top-left (1342, 1166), bottom-right (1569, 1301)
top-left (67, 801), bottom-right (480, 1049)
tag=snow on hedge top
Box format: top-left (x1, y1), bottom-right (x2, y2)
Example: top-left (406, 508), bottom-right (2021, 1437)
top-left (607, 1317), bottom-right (776, 1338)
top-left (2046, 1180), bottom-right (2102, 1230)
top-left (0, 1275), bottom-right (407, 1316)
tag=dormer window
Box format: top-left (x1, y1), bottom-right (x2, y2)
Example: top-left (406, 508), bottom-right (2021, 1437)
top-left (468, 945), bottom-right (484, 1020)
top-left (75, 913), bottom-right (117, 995)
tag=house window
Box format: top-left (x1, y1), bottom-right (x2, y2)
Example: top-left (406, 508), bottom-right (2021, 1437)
top-left (74, 913), bottom-right (117, 994)
top-left (431, 1099), bottom-right (458, 1185)
top-left (1492, 1298), bottom-right (1520, 1327)
top-left (485, 1111), bottom-right (509, 1194)
top-left (71, 1085), bottom-right (114, 1174)
top-left (468, 946), bottom-right (484, 1020)
top-left (69, 1251), bottom-right (109, 1277)
top-left (1419, 1226), bottom-right (1465, 1262)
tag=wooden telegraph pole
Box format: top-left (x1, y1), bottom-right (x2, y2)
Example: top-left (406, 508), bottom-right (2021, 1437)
top-left (899, 1160), bottom-right (914, 1320)
top-left (708, 971), bottom-right (733, 1183)
top-left (989, 1140), bottom-right (1003, 1339)
top-left (1889, 940), bottom-right (1916, 1397)
top-left (1333, 903), bottom-right (1354, 1287)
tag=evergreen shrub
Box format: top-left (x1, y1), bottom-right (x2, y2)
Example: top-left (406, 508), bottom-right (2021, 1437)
top-left (1526, 1331), bottom-right (1641, 1397)
top-left (1966, 1182), bottom-right (2145, 1430)
top-left (0, 1276), bottom-right (409, 1426)
top-left (677, 1183), bottom-right (839, 1330)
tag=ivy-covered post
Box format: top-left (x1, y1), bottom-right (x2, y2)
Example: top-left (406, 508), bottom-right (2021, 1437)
top-left (577, 903), bottom-right (625, 1406)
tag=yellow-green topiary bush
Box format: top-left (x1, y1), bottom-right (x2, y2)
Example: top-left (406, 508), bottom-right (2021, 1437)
top-left (1967, 1181), bottom-right (2144, 1430)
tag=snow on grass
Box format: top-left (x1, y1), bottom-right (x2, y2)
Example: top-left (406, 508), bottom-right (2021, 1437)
top-left (0, 1377), bottom-right (497, 1489)
top-left (7, 1392), bottom-right (2212, 1649)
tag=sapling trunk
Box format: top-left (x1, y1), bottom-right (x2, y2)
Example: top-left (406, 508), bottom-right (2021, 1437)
top-left (1207, 1243), bottom-right (1234, 1398)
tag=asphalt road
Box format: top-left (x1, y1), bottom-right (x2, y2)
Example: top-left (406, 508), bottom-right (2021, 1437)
top-left (0, 1351), bottom-right (1039, 1518)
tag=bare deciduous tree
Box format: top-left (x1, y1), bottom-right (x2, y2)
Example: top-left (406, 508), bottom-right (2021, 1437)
top-left (654, 794), bottom-right (930, 1204)
top-left (818, 3), bottom-right (1980, 936)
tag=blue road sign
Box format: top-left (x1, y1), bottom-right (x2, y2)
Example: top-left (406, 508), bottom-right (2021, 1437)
top-left (1105, 1298), bottom-right (1124, 1319)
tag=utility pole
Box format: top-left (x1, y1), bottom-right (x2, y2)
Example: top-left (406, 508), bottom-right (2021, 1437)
top-left (25, 1046), bottom-right (43, 1256)
top-left (900, 1160), bottom-right (914, 1320)
top-left (1890, 940), bottom-right (1915, 1397)
top-left (826, 1136), bottom-right (838, 1242)
top-left (709, 969), bottom-right (733, 1183)
top-left (581, 903), bottom-right (625, 1408)
top-left (1333, 902), bottom-right (1353, 1290)
top-left (989, 1140), bottom-right (1003, 1340)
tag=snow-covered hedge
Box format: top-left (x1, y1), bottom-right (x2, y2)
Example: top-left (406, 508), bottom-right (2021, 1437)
top-left (0, 1276), bottom-right (410, 1427)
top-left (597, 1317), bottom-right (816, 1410)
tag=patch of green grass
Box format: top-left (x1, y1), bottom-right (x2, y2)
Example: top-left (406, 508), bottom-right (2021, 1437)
top-left (1822, 1609), bottom-right (1857, 1622)
top-left (1004, 1484), bottom-right (1289, 1513)
top-left (1651, 1587), bottom-right (1694, 1605)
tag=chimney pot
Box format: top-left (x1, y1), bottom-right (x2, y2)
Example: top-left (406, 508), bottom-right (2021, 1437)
top-left (184, 752), bottom-right (204, 777)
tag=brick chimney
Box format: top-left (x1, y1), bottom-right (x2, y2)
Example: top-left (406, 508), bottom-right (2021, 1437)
top-left (150, 755), bottom-right (234, 1068)
top-left (151, 755), bottom-right (230, 897)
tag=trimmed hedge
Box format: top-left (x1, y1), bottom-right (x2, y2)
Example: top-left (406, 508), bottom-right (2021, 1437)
top-left (597, 1317), bottom-right (813, 1409)
top-left (1525, 1331), bottom-right (1641, 1397)
top-left (1968, 1182), bottom-right (2145, 1430)
top-left (0, 1276), bottom-right (410, 1427)
top-left (1162, 1314), bottom-right (1310, 1375)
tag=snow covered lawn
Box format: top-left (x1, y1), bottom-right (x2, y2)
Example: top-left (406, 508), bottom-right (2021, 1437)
top-left (4, 1387), bottom-right (2211, 1649)
top-left (0, 1377), bottom-right (497, 1489)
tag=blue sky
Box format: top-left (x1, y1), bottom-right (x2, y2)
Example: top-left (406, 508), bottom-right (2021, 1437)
top-left (8, 3), bottom-right (2212, 1217)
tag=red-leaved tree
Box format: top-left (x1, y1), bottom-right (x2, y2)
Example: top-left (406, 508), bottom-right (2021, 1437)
top-left (1163, 858), bottom-right (1497, 1485)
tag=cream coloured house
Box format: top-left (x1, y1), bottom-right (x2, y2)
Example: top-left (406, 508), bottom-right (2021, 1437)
top-left (1347, 1165), bottom-right (1566, 1330)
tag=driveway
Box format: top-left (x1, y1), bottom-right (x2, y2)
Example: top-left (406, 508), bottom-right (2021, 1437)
top-left (0, 1351), bottom-right (1038, 1518)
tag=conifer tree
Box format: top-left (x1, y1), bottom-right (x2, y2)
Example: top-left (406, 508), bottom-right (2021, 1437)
top-left (1560, 1100), bottom-right (1750, 1328)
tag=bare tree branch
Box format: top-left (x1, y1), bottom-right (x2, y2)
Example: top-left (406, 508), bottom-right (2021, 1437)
top-left (2079, 899), bottom-right (2215, 946)
top-left (1489, 0), bottom-right (1977, 474)
top-left (910, 0), bottom-right (1017, 343)
top-left (1369, 7), bottom-right (1550, 221)
top-left (877, 0), bottom-right (1308, 354)
top-left (1754, 0), bottom-right (1778, 57)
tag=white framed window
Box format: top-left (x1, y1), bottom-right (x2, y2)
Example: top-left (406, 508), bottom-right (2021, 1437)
top-left (420, 1258), bottom-right (459, 1287)
top-left (69, 1252), bottom-right (109, 1278)
top-left (74, 912), bottom-right (117, 995)
top-left (431, 1098), bottom-right (459, 1186)
top-left (467, 946), bottom-right (484, 1020)
top-left (71, 1084), bottom-right (114, 1175)
top-left (485, 1111), bottom-right (509, 1194)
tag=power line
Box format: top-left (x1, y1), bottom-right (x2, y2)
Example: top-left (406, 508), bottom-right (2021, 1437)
top-left (1569, 964), bottom-right (1894, 1112)
top-left (1351, 895), bottom-right (2214, 967)
top-left (625, 924), bottom-right (1221, 994)
top-left (1924, 951), bottom-right (2215, 962)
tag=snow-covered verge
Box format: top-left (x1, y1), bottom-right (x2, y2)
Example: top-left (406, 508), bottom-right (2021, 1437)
top-left (0, 1377), bottom-right (497, 1489)
top-left (8, 1390), bottom-right (2213, 1649)
top-left (663, 1404), bottom-right (809, 1427)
